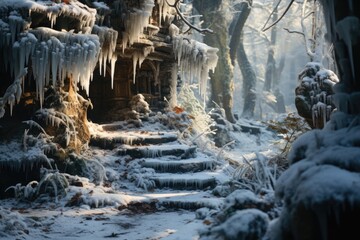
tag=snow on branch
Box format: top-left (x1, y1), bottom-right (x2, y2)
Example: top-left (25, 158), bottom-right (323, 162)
top-left (166, 0), bottom-right (213, 34)
top-left (262, 0), bottom-right (295, 32)
top-left (0, 68), bottom-right (27, 118)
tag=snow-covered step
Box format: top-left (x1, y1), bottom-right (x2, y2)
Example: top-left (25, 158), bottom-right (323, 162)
top-left (118, 144), bottom-right (197, 159)
top-left (135, 191), bottom-right (224, 210)
top-left (123, 191), bottom-right (223, 211)
top-left (150, 172), bottom-right (217, 190)
top-left (157, 191), bottom-right (224, 210)
top-left (90, 130), bottom-right (178, 149)
top-left (140, 158), bottom-right (215, 173)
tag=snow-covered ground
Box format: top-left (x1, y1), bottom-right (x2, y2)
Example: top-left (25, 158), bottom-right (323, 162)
top-left (0, 113), bottom-right (286, 240)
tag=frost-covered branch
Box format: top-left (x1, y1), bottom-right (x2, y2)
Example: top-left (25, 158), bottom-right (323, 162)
top-left (166, 0), bottom-right (213, 34)
top-left (283, 27), bottom-right (305, 36)
top-left (35, 108), bottom-right (77, 147)
top-left (262, 0), bottom-right (295, 32)
top-left (0, 68), bottom-right (27, 118)
top-left (300, 0), bottom-right (316, 60)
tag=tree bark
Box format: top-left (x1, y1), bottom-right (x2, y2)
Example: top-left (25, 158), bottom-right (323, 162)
top-left (229, 0), bottom-right (256, 118)
top-left (263, 2), bottom-right (286, 113)
top-left (193, 0), bottom-right (236, 123)
top-left (320, 0), bottom-right (360, 119)
top-left (264, 1), bottom-right (278, 92)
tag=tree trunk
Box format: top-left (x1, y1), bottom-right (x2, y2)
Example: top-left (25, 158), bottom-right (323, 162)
top-left (237, 33), bottom-right (257, 118)
top-left (264, 1), bottom-right (278, 92)
top-left (193, 0), bottom-right (236, 123)
top-left (263, 2), bottom-right (286, 113)
top-left (229, 0), bottom-right (256, 118)
top-left (320, 0), bottom-right (360, 124)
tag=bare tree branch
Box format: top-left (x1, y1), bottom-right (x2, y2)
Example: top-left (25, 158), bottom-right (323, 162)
top-left (262, 0), bottom-right (295, 32)
top-left (166, 0), bottom-right (213, 34)
top-left (283, 27), bottom-right (305, 36)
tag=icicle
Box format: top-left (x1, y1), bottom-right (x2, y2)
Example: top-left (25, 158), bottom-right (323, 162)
top-left (172, 35), bottom-right (218, 99)
top-left (47, 12), bottom-right (57, 29)
top-left (120, 135), bottom-right (138, 145)
top-left (133, 53), bottom-right (138, 84)
top-left (169, 24), bottom-right (180, 38)
top-left (122, 0), bottom-right (155, 50)
top-left (92, 25), bottom-right (118, 82)
top-left (157, 0), bottom-right (176, 26)
top-left (169, 64), bottom-right (178, 109)
top-left (110, 54), bottom-right (117, 89)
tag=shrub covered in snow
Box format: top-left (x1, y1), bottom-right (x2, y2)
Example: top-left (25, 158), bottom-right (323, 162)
top-left (129, 94), bottom-right (151, 117)
top-left (199, 189), bottom-right (276, 240)
top-left (268, 122), bottom-right (360, 239)
top-left (200, 208), bottom-right (269, 240)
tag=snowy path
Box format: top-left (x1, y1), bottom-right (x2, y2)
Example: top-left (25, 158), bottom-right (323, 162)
top-left (89, 122), bottom-right (228, 210)
top-left (0, 121), bottom-right (230, 240)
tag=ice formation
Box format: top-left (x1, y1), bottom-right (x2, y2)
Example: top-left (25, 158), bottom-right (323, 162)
top-left (153, 175), bottom-right (216, 189)
top-left (0, 140), bottom-right (51, 172)
top-left (142, 159), bottom-right (215, 172)
top-left (0, 0), bottom-right (96, 30)
top-left (172, 35), bottom-right (218, 98)
top-left (132, 46), bottom-right (155, 83)
top-left (156, 0), bottom-right (176, 26)
top-left (168, 64), bottom-right (179, 109)
top-left (296, 62), bottom-right (339, 128)
top-left (29, 28), bottom-right (101, 105)
top-left (92, 25), bottom-right (118, 88)
top-left (92, 1), bottom-right (111, 25)
top-left (121, 0), bottom-right (155, 52)
top-left (276, 133), bottom-right (360, 239)
top-left (0, 0), bottom-right (119, 111)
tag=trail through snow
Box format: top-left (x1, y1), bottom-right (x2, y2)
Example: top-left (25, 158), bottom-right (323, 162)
top-left (0, 116), bottom-right (280, 240)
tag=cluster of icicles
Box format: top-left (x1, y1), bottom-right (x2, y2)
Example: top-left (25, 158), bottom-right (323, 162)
top-left (0, 0), bottom-right (118, 116)
top-left (118, 0), bottom-right (176, 52)
top-left (0, 0), bottom-right (219, 117)
top-left (170, 24), bottom-right (219, 99)
top-left (307, 68), bottom-right (338, 128)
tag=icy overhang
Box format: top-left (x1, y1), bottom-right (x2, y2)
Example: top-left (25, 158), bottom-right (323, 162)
top-left (0, 0), bottom-right (96, 29)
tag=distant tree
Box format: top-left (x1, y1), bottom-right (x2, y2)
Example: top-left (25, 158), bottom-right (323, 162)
top-left (263, 1), bottom-right (286, 114)
top-left (192, 0), bottom-right (236, 123)
top-left (229, 0), bottom-right (257, 118)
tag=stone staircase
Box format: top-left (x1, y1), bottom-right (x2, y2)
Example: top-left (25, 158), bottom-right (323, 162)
top-left (90, 122), bottom-right (226, 210)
